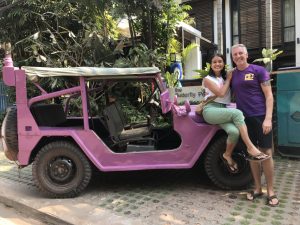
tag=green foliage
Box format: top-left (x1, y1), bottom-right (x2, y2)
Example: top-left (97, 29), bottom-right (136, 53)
top-left (167, 38), bottom-right (182, 55)
top-left (120, 99), bottom-right (148, 123)
top-left (164, 71), bottom-right (177, 88)
top-left (166, 38), bottom-right (181, 66)
top-left (0, 0), bottom-right (192, 122)
top-left (0, 0), bottom-right (119, 68)
top-left (0, 0), bottom-right (191, 69)
top-left (112, 0), bottom-right (192, 52)
top-left (114, 43), bottom-right (166, 68)
top-left (253, 48), bottom-right (283, 71)
top-left (181, 43), bottom-right (198, 64)
top-left (194, 63), bottom-right (211, 78)
top-left (0, 1), bottom-right (115, 103)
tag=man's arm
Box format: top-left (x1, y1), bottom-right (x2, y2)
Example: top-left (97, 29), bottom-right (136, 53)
top-left (261, 80), bottom-right (274, 134)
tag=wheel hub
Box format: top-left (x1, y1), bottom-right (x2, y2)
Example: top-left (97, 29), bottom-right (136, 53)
top-left (49, 158), bottom-right (74, 183)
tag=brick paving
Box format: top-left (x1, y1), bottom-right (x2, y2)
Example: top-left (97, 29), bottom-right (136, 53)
top-left (0, 149), bottom-right (300, 225)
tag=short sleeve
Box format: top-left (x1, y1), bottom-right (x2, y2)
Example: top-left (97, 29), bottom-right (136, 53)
top-left (256, 65), bottom-right (270, 83)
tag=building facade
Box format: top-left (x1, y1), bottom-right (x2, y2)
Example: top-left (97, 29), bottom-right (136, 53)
top-left (184, 0), bottom-right (300, 69)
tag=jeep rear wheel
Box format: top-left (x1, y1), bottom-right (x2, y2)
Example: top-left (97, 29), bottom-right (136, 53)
top-left (32, 141), bottom-right (92, 198)
top-left (1, 107), bottom-right (18, 161)
top-left (204, 136), bottom-right (252, 190)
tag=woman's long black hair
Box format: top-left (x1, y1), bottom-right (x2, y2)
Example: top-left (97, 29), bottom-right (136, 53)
top-left (208, 53), bottom-right (227, 80)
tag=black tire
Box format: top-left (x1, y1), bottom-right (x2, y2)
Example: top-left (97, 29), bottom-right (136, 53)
top-left (32, 141), bottom-right (92, 198)
top-left (1, 107), bottom-right (18, 161)
top-left (204, 136), bottom-right (253, 190)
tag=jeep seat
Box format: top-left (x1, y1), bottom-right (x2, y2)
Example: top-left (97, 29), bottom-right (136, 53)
top-left (102, 103), bottom-right (151, 142)
top-left (114, 101), bottom-right (149, 129)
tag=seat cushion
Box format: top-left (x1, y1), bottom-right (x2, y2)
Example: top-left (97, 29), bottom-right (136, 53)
top-left (189, 111), bottom-right (206, 123)
top-left (119, 126), bottom-right (151, 140)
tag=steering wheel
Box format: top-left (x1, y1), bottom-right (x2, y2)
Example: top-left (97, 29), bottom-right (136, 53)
top-left (138, 87), bottom-right (160, 111)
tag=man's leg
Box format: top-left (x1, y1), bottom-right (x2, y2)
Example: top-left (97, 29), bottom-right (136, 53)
top-left (247, 161), bottom-right (262, 200)
top-left (245, 116), bottom-right (278, 205)
top-left (261, 148), bottom-right (279, 205)
top-left (245, 116), bottom-right (263, 200)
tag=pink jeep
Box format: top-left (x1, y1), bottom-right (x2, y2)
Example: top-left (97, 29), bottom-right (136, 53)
top-left (1, 49), bottom-right (251, 198)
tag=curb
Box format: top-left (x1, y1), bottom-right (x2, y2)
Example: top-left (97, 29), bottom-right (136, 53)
top-left (0, 195), bottom-right (73, 225)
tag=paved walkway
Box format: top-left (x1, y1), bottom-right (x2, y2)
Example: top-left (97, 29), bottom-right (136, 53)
top-left (0, 145), bottom-right (300, 225)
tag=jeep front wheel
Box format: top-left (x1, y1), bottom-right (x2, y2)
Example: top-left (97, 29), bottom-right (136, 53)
top-left (32, 141), bottom-right (92, 198)
top-left (204, 135), bottom-right (252, 190)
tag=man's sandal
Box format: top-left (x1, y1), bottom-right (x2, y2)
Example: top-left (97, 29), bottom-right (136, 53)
top-left (246, 191), bottom-right (263, 201)
top-left (266, 195), bottom-right (279, 207)
top-left (246, 152), bottom-right (270, 162)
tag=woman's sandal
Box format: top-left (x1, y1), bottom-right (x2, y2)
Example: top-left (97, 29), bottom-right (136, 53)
top-left (246, 190), bottom-right (263, 201)
top-left (220, 154), bottom-right (239, 173)
top-left (266, 195), bottom-right (279, 207)
top-left (246, 152), bottom-right (271, 162)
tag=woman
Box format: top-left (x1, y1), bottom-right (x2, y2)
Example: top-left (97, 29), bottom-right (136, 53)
top-left (202, 54), bottom-right (269, 173)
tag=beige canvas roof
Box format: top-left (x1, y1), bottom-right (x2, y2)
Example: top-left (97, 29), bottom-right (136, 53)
top-left (22, 66), bottom-right (160, 81)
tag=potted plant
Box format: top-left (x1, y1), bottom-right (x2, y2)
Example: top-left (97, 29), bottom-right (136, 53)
top-left (164, 71), bottom-right (178, 101)
top-left (253, 48), bottom-right (283, 72)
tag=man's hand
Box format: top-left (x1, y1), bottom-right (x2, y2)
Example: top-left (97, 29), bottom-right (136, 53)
top-left (262, 118), bottom-right (272, 134)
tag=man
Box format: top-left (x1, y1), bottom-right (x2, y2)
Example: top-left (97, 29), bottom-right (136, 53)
top-left (231, 44), bottom-right (279, 207)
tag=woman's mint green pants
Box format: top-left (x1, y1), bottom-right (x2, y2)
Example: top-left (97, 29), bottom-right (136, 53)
top-left (202, 102), bottom-right (245, 144)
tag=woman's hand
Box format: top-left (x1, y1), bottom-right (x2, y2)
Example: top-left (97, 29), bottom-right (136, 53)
top-left (226, 72), bottom-right (232, 81)
top-left (226, 68), bottom-right (235, 81)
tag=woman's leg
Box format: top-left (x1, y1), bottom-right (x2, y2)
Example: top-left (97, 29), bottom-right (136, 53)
top-left (203, 105), bottom-right (241, 125)
top-left (224, 109), bottom-right (268, 157)
top-left (225, 109), bottom-right (269, 158)
top-left (219, 123), bottom-right (240, 171)
top-left (203, 106), bottom-right (265, 157)
top-left (204, 105), bottom-right (240, 171)
top-left (238, 124), bottom-right (263, 156)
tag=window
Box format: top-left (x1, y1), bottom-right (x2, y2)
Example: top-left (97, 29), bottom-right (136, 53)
top-left (283, 0), bottom-right (295, 42)
top-left (231, 0), bottom-right (240, 44)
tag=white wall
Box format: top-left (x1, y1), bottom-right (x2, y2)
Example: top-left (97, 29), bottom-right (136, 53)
top-left (179, 22), bottom-right (202, 79)
top-left (184, 43), bottom-right (201, 79)
top-left (224, 0), bottom-right (232, 68)
top-left (213, 0), bottom-right (218, 45)
top-left (296, 0), bottom-right (300, 67)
